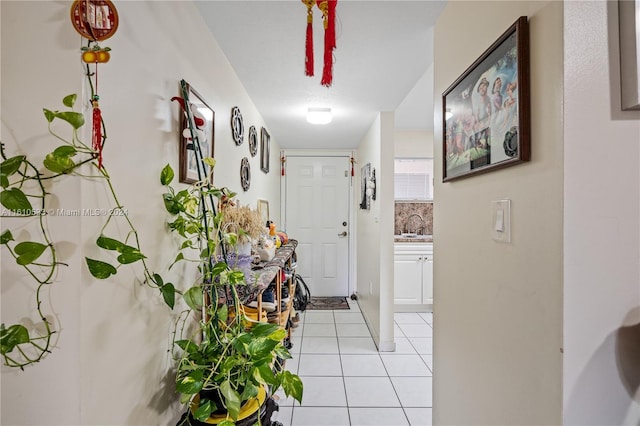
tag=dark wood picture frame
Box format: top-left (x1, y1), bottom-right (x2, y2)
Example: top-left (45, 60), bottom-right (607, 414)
top-left (442, 16), bottom-right (530, 182)
top-left (179, 82), bottom-right (215, 184)
top-left (260, 127), bottom-right (270, 173)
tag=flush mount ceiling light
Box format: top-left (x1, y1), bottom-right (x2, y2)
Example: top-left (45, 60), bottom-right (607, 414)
top-left (306, 107), bottom-right (332, 125)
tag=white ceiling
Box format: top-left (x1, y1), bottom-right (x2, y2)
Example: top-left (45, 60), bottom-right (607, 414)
top-left (195, 0), bottom-right (446, 149)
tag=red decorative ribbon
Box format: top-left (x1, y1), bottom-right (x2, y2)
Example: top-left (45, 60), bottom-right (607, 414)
top-left (302, 0), bottom-right (314, 76)
top-left (92, 96), bottom-right (103, 169)
top-left (317, 0), bottom-right (337, 87)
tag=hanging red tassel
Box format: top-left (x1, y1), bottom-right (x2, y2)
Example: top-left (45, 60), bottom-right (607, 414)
top-left (302, 0), bottom-right (314, 76)
top-left (92, 95), bottom-right (103, 169)
top-left (281, 154), bottom-right (286, 176)
top-left (350, 153), bottom-right (355, 177)
top-left (317, 0), bottom-right (337, 87)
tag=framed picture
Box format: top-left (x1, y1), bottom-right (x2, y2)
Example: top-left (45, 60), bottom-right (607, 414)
top-left (442, 16), bottom-right (530, 182)
top-left (179, 82), bottom-right (215, 184)
top-left (619, 0), bottom-right (640, 110)
top-left (260, 127), bottom-right (270, 173)
top-left (257, 199), bottom-right (269, 227)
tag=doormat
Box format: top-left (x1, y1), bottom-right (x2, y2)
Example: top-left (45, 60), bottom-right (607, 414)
top-left (307, 297), bottom-right (350, 310)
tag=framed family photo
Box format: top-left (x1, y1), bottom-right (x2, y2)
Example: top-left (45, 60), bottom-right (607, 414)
top-left (179, 82), bottom-right (215, 184)
top-left (442, 16), bottom-right (530, 182)
top-left (260, 127), bottom-right (270, 173)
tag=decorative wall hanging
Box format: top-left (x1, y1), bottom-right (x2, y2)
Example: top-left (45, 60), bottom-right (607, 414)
top-left (260, 127), bottom-right (270, 173)
top-left (301, 0), bottom-right (337, 87)
top-left (248, 125), bottom-right (258, 157)
top-left (619, 0), bottom-right (640, 110)
top-left (442, 16), bottom-right (529, 182)
top-left (70, 0), bottom-right (119, 169)
top-left (231, 106), bottom-right (244, 146)
top-left (173, 82), bottom-right (215, 184)
top-left (240, 157), bottom-right (251, 191)
top-left (359, 163), bottom-right (372, 210)
top-left (70, 0), bottom-right (119, 41)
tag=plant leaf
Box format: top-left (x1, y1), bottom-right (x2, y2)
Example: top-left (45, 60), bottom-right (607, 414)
top-left (174, 339), bottom-right (199, 355)
top-left (169, 252), bottom-right (184, 270)
top-left (253, 362), bottom-right (277, 386)
top-left (0, 155), bottom-right (25, 177)
top-left (160, 164), bottom-right (174, 186)
top-left (193, 398), bottom-right (213, 422)
top-left (249, 322), bottom-right (280, 338)
top-left (152, 273), bottom-right (164, 287)
top-left (160, 283), bottom-right (176, 309)
top-left (0, 188), bottom-right (33, 212)
top-left (53, 145), bottom-right (77, 157)
top-left (96, 235), bottom-right (125, 251)
top-left (162, 193), bottom-right (181, 215)
top-left (86, 258), bottom-right (118, 279)
top-left (176, 369), bottom-right (204, 395)
top-left (14, 241), bottom-right (47, 265)
top-left (0, 230), bottom-right (14, 245)
top-left (217, 420), bottom-right (235, 426)
top-left (62, 94), bottom-right (77, 108)
top-left (43, 108), bottom-right (55, 123)
top-left (53, 111), bottom-right (85, 129)
top-left (0, 174), bottom-right (8, 188)
top-left (220, 380), bottom-right (241, 420)
top-left (184, 285), bottom-right (204, 311)
top-left (280, 370), bottom-right (304, 404)
top-left (116, 246), bottom-right (146, 264)
top-left (43, 152), bottom-right (75, 174)
top-left (0, 323), bottom-right (30, 355)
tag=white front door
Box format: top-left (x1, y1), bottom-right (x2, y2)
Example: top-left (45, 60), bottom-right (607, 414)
top-left (285, 156), bottom-right (350, 297)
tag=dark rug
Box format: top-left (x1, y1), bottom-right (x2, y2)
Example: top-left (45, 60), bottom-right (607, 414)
top-left (307, 296), bottom-right (350, 310)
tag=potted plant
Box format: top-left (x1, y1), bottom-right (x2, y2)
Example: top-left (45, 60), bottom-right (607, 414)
top-left (162, 82), bottom-right (302, 425)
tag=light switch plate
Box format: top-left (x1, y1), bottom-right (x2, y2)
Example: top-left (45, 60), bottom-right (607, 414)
top-left (492, 199), bottom-right (511, 243)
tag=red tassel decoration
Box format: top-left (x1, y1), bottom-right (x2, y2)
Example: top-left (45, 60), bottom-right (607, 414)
top-left (281, 154), bottom-right (286, 176)
top-left (302, 0), bottom-right (314, 76)
top-left (92, 96), bottom-right (103, 169)
top-left (317, 0), bottom-right (337, 87)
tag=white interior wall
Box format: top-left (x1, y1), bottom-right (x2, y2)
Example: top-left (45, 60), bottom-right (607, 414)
top-left (1, 2), bottom-right (281, 425)
top-left (433, 2), bottom-right (563, 424)
top-left (563, 2), bottom-right (640, 424)
top-left (356, 112), bottom-right (395, 351)
top-left (394, 130), bottom-right (434, 158)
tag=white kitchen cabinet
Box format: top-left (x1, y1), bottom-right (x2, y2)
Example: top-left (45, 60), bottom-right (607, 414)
top-left (394, 243), bottom-right (433, 307)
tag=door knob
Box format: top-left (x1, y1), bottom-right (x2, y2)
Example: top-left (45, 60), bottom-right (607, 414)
top-left (338, 231), bottom-right (348, 237)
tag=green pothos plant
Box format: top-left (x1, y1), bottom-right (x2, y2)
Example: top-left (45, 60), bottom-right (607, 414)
top-left (0, 91), bottom-right (175, 369)
top-left (165, 79), bottom-right (302, 424)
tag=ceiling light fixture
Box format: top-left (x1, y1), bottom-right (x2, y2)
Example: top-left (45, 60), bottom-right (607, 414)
top-left (306, 107), bottom-right (332, 125)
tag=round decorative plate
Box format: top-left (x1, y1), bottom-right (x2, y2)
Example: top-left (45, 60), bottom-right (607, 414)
top-left (240, 157), bottom-right (251, 191)
top-left (248, 126), bottom-right (258, 157)
top-left (70, 0), bottom-right (119, 41)
top-left (231, 106), bottom-right (244, 146)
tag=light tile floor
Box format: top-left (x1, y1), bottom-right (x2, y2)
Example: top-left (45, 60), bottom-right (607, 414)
top-left (272, 299), bottom-right (433, 426)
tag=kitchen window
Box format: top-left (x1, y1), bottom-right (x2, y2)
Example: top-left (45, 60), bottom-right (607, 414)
top-left (394, 158), bottom-right (434, 200)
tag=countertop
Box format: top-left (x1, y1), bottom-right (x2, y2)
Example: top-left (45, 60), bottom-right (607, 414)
top-left (394, 235), bottom-right (433, 243)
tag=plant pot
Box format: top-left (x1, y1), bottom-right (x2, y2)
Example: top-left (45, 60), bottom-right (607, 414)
top-left (187, 386), bottom-right (268, 425)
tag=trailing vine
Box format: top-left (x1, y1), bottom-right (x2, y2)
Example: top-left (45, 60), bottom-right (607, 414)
top-left (0, 49), bottom-right (175, 369)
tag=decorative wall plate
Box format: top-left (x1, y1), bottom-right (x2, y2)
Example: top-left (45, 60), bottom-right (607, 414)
top-left (70, 0), bottom-right (119, 41)
top-left (240, 157), bottom-right (251, 191)
top-left (248, 125), bottom-right (258, 157)
top-left (231, 106), bottom-right (244, 146)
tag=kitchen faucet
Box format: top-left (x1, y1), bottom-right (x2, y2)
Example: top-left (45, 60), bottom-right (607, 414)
top-left (405, 213), bottom-right (425, 235)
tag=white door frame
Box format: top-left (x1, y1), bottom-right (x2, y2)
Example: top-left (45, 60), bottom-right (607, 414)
top-left (281, 149), bottom-right (355, 298)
